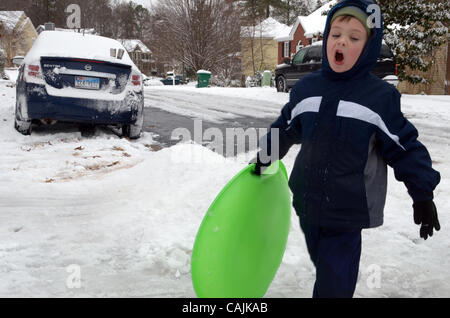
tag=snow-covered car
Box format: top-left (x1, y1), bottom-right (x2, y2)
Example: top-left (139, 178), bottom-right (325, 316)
top-left (14, 31), bottom-right (144, 138)
top-left (160, 76), bottom-right (182, 85)
top-left (143, 77), bottom-right (164, 86)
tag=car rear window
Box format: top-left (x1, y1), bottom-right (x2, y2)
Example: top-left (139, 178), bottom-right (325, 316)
top-left (292, 43), bottom-right (394, 64)
top-left (293, 48), bottom-right (307, 64)
top-left (303, 46), bottom-right (322, 63)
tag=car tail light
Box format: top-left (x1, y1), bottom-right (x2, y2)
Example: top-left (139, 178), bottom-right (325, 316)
top-left (132, 74), bottom-right (141, 86)
top-left (24, 63), bottom-right (45, 84)
top-left (128, 71), bottom-right (142, 90)
top-left (27, 64), bottom-right (41, 78)
top-left (395, 63), bottom-right (398, 76)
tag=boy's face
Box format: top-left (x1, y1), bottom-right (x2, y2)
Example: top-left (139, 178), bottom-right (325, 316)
top-left (326, 17), bottom-right (369, 73)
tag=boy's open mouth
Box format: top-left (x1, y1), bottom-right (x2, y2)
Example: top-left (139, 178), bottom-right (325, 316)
top-left (335, 50), bottom-right (344, 65)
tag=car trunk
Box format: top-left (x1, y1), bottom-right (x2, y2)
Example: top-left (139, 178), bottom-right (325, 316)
top-left (40, 57), bottom-right (132, 94)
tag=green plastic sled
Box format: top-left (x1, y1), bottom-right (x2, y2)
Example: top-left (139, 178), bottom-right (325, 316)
top-left (191, 160), bottom-right (291, 298)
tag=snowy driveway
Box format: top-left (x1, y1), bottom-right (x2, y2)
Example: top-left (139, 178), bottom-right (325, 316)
top-left (1, 81), bottom-right (450, 297)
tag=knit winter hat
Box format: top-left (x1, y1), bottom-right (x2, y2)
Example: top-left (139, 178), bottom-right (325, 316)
top-left (330, 6), bottom-right (372, 37)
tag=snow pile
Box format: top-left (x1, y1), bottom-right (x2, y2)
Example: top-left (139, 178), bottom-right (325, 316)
top-left (0, 81), bottom-right (449, 297)
top-left (2, 68), bottom-right (19, 82)
top-left (143, 77), bottom-right (164, 86)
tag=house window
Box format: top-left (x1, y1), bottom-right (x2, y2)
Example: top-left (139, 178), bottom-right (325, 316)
top-left (284, 42), bottom-right (290, 58)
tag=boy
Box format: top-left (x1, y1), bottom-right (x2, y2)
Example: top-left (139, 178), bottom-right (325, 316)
top-left (254, 0), bottom-right (441, 298)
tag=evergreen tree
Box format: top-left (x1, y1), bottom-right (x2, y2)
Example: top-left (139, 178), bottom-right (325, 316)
top-left (260, 0), bottom-right (284, 19)
top-left (313, 0), bottom-right (326, 11)
top-left (378, 0), bottom-right (450, 84)
top-left (272, 0), bottom-right (312, 25)
top-left (133, 4), bottom-right (151, 40)
top-left (240, 0), bottom-right (284, 25)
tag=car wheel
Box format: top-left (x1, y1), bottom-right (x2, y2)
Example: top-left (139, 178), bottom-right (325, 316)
top-left (122, 102), bottom-right (143, 139)
top-left (79, 123), bottom-right (96, 137)
top-left (122, 108), bottom-right (143, 139)
top-left (14, 117), bottom-right (32, 135)
top-left (14, 97), bottom-right (32, 135)
top-left (122, 123), bottom-right (141, 139)
top-left (277, 76), bottom-right (288, 93)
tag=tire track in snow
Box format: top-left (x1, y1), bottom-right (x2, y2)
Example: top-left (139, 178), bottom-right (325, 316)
top-left (144, 88), bottom-right (282, 121)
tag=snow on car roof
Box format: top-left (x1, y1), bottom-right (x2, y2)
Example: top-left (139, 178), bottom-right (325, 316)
top-left (23, 31), bottom-right (138, 69)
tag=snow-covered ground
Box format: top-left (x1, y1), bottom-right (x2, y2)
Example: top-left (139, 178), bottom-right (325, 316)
top-left (0, 80), bottom-right (449, 297)
top-left (144, 85), bottom-right (288, 123)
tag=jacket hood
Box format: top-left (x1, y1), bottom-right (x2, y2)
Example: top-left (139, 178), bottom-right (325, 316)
top-left (321, 0), bottom-right (383, 81)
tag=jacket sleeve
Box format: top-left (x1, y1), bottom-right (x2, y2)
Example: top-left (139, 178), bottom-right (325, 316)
top-left (376, 88), bottom-right (440, 203)
top-left (258, 91), bottom-right (301, 164)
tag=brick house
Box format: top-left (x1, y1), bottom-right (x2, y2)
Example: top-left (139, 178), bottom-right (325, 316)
top-left (275, 0), bottom-right (336, 64)
top-left (0, 11), bottom-right (38, 67)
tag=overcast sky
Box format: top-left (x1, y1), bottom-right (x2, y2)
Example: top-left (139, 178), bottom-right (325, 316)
top-left (126, 0), bottom-right (156, 9)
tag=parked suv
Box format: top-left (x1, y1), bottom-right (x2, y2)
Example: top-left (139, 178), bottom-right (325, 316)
top-left (275, 42), bottom-right (398, 92)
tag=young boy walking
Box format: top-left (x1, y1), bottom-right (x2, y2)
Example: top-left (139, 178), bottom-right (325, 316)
top-left (254, 0), bottom-right (441, 298)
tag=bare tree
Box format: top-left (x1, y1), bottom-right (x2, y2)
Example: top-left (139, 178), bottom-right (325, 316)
top-left (0, 25), bottom-right (6, 78)
top-left (0, 19), bottom-right (28, 67)
top-left (150, 0), bottom-right (241, 75)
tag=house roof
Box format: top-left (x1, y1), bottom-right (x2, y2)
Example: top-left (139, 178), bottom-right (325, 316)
top-left (301, 0), bottom-right (337, 37)
top-left (119, 39), bottom-right (152, 54)
top-left (0, 11), bottom-right (24, 31)
top-left (241, 17), bottom-right (291, 39)
top-left (275, 0), bottom-right (337, 42)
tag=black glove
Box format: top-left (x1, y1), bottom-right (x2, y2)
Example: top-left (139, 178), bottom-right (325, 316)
top-left (250, 153), bottom-right (271, 176)
top-left (413, 200), bottom-right (440, 240)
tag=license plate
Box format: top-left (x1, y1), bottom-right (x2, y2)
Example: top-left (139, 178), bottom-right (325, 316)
top-left (75, 76), bottom-right (100, 90)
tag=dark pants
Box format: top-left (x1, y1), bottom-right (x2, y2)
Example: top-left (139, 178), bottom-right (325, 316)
top-left (299, 217), bottom-right (362, 298)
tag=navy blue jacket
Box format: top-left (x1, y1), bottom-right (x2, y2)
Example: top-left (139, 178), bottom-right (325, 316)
top-left (262, 0), bottom-right (440, 229)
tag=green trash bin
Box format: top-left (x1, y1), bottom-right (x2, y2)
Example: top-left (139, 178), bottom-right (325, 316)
top-left (197, 70), bottom-right (211, 88)
top-left (262, 70), bottom-right (271, 87)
